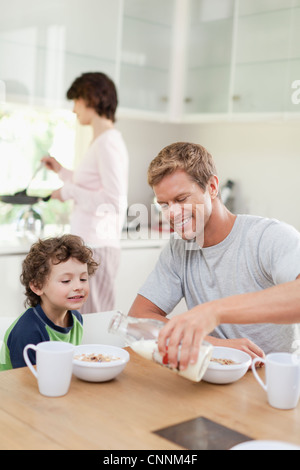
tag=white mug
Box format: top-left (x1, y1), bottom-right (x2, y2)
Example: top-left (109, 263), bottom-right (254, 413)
top-left (252, 353), bottom-right (300, 410)
top-left (23, 341), bottom-right (75, 397)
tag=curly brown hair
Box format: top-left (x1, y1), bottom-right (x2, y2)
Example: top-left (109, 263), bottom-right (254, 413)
top-left (20, 234), bottom-right (99, 307)
top-left (66, 72), bottom-right (118, 122)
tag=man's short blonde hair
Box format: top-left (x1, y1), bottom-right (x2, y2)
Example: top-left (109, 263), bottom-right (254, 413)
top-left (148, 142), bottom-right (217, 191)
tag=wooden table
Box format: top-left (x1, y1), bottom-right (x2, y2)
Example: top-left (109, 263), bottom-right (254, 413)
top-left (0, 349), bottom-right (300, 450)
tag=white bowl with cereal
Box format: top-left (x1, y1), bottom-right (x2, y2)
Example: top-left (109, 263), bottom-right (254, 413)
top-left (202, 346), bottom-right (251, 384)
top-left (73, 344), bottom-right (130, 382)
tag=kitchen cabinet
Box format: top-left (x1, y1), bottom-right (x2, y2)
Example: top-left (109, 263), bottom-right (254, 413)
top-left (232, 1), bottom-right (299, 114)
top-left (0, 0), bottom-right (175, 118)
top-left (121, 0), bottom-right (300, 119)
top-left (0, 0), bottom-right (121, 107)
top-left (119, 0), bottom-right (174, 115)
top-left (2, 0), bottom-right (298, 120)
top-left (184, 0), bottom-right (235, 115)
top-left (183, 0), bottom-right (300, 119)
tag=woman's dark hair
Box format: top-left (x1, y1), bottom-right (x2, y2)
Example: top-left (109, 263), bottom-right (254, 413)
top-left (66, 72), bottom-right (118, 122)
top-left (21, 234), bottom-right (99, 307)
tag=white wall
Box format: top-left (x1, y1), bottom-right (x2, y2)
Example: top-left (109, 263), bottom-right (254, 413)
top-left (116, 118), bottom-right (182, 209)
top-left (116, 118), bottom-right (300, 231)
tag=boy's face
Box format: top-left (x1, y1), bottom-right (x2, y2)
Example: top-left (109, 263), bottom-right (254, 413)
top-left (31, 257), bottom-right (90, 315)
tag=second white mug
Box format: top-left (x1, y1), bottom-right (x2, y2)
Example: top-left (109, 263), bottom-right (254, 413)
top-left (252, 352), bottom-right (300, 410)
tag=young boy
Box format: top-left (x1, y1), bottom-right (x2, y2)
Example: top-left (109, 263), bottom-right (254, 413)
top-left (0, 234), bottom-right (98, 371)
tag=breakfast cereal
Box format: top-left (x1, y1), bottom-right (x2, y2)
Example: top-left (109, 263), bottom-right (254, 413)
top-left (74, 353), bottom-right (120, 363)
top-left (211, 357), bottom-right (239, 365)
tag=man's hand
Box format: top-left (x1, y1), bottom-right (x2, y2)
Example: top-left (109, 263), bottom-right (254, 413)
top-left (206, 337), bottom-right (265, 368)
top-left (157, 304), bottom-right (219, 371)
top-left (157, 302), bottom-right (267, 370)
top-left (206, 337), bottom-right (264, 360)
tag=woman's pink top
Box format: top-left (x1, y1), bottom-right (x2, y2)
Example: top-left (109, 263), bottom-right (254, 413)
top-left (59, 128), bottom-right (128, 248)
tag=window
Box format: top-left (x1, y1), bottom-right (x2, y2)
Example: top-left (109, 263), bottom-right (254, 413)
top-left (0, 104), bottom-right (75, 227)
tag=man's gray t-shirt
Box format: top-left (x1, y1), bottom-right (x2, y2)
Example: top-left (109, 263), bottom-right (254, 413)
top-left (138, 215), bottom-right (300, 354)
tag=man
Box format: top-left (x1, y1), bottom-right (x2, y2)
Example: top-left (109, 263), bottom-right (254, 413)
top-left (129, 142), bottom-right (300, 371)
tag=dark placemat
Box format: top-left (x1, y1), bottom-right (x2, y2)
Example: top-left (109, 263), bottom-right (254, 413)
top-left (154, 416), bottom-right (253, 450)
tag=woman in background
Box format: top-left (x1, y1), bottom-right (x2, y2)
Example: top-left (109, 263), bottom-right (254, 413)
top-left (42, 72), bottom-right (129, 314)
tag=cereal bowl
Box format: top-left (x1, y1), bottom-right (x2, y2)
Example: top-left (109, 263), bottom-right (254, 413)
top-left (202, 346), bottom-right (251, 384)
top-left (73, 344), bottom-right (130, 382)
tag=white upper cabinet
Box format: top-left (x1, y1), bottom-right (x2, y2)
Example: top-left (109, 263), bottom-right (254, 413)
top-left (0, 0), bottom-right (175, 117)
top-left (119, 0), bottom-right (174, 115)
top-left (184, 0), bottom-right (235, 116)
top-left (232, 0), bottom-right (299, 114)
top-left (1, 0), bottom-right (300, 120)
top-left (183, 0), bottom-right (300, 119)
top-left (0, 0), bottom-right (122, 107)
